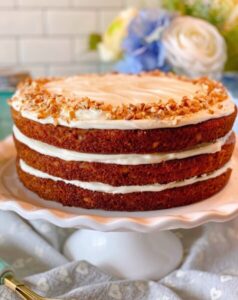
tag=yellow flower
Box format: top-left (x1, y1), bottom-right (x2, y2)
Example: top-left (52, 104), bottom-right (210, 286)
top-left (224, 4), bottom-right (238, 29)
top-left (98, 8), bottom-right (138, 62)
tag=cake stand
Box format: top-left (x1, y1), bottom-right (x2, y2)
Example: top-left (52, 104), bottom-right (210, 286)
top-left (1, 136), bottom-right (238, 280)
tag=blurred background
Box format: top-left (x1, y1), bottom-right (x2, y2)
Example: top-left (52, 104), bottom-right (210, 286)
top-left (0, 0), bottom-right (158, 77)
top-left (0, 0), bottom-right (237, 139)
top-left (0, 0), bottom-right (159, 138)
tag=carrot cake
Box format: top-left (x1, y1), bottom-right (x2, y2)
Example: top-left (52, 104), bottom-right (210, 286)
top-left (9, 72), bottom-right (237, 211)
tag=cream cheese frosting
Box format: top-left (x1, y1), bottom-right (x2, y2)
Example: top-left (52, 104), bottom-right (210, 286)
top-left (45, 74), bottom-right (200, 105)
top-left (11, 73), bottom-right (235, 130)
top-left (14, 125), bottom-right (232, 165)
top-left (12, 98), bottom-right (235, 130)
top-left (19, 159), bottom-right (231, 194)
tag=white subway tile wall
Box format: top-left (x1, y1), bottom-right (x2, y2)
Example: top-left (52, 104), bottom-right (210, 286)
top-left (0, 0), bottom-right (15, 7)
top-left (0, 0), bottom-right (159, 77)
top-left (0, 39), bottom-right (17, 65)
top-left (18, 0), bottom-right (69, 7)
top-left (0, 11), bottom-right (43, 35)
top-left (71, 0), bottom-right (123, 8)
top-left (99, 10), bottom-right (121, 32)
top-left (19, 38), bottom-right (72, 63)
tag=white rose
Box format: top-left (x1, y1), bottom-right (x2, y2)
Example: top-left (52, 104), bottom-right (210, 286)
top-left (98, 8), bottom-right (138, 62)
top-left (162, 16), bottom-right (227, 78)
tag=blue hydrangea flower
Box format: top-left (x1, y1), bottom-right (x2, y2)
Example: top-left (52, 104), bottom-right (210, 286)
top-left (116, 9), bottom-right (174, 74)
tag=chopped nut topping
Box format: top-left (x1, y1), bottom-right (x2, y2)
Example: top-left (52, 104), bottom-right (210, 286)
top-left (9, 72), bottom-right (229, 124)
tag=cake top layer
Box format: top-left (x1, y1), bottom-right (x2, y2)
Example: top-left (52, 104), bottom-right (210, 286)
top-left (10, 71), bottom-right (235, 130)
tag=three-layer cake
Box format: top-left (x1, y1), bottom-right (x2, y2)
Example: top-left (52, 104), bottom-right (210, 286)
top-left (10, 72), bottom-right (237, 211)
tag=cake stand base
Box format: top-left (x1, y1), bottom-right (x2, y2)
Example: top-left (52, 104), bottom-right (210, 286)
top-left (63, 229), bottom-right (183, 280)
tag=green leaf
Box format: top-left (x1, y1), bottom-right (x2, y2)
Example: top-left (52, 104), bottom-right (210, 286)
top-left (88, 33), bottom-right (102, 51)
top-left (162, 0), bottom-right (186, 13)
top-left (224, 27), bottom-right (238, 71)
top-left (163, 0), bottom-right (231, 28)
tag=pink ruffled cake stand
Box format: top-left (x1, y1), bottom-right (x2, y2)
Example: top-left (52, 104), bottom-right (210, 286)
top-left (0, 136), bottom-right (238, 280)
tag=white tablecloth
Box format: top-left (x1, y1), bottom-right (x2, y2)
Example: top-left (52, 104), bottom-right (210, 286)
top-left (0, 211), bottom-right (238, 299)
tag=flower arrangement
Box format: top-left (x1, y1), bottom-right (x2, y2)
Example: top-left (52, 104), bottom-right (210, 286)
top-left (115, 9), bottom-right (174, 74)
top-left (162, 16), bottom-right (227, 78)
top-left (89, 1), bottom-right (238, 78)
top-left (163, 0), bottom-right (238, 71)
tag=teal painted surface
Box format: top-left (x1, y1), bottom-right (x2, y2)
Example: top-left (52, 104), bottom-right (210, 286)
top-left (0, 91), bottom-right (13, 140)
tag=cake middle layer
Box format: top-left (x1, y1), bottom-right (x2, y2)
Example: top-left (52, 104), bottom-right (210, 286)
top-left (13, 123), bottom-right (235, 186)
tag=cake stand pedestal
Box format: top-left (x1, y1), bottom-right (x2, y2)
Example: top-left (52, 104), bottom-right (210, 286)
top-left (0, 137), bottom-right (238, 280)
top-left (64, 229), bottom-right (183, 279)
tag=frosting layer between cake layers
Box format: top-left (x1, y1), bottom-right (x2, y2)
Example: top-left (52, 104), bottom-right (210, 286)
top-left (13, 125), bottom-right (232, 165)
top-left (19, 159), bottom-right (231, 194)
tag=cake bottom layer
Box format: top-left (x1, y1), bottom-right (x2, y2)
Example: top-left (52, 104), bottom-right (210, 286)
top-left (16, 160), bottom-right (232, 211)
